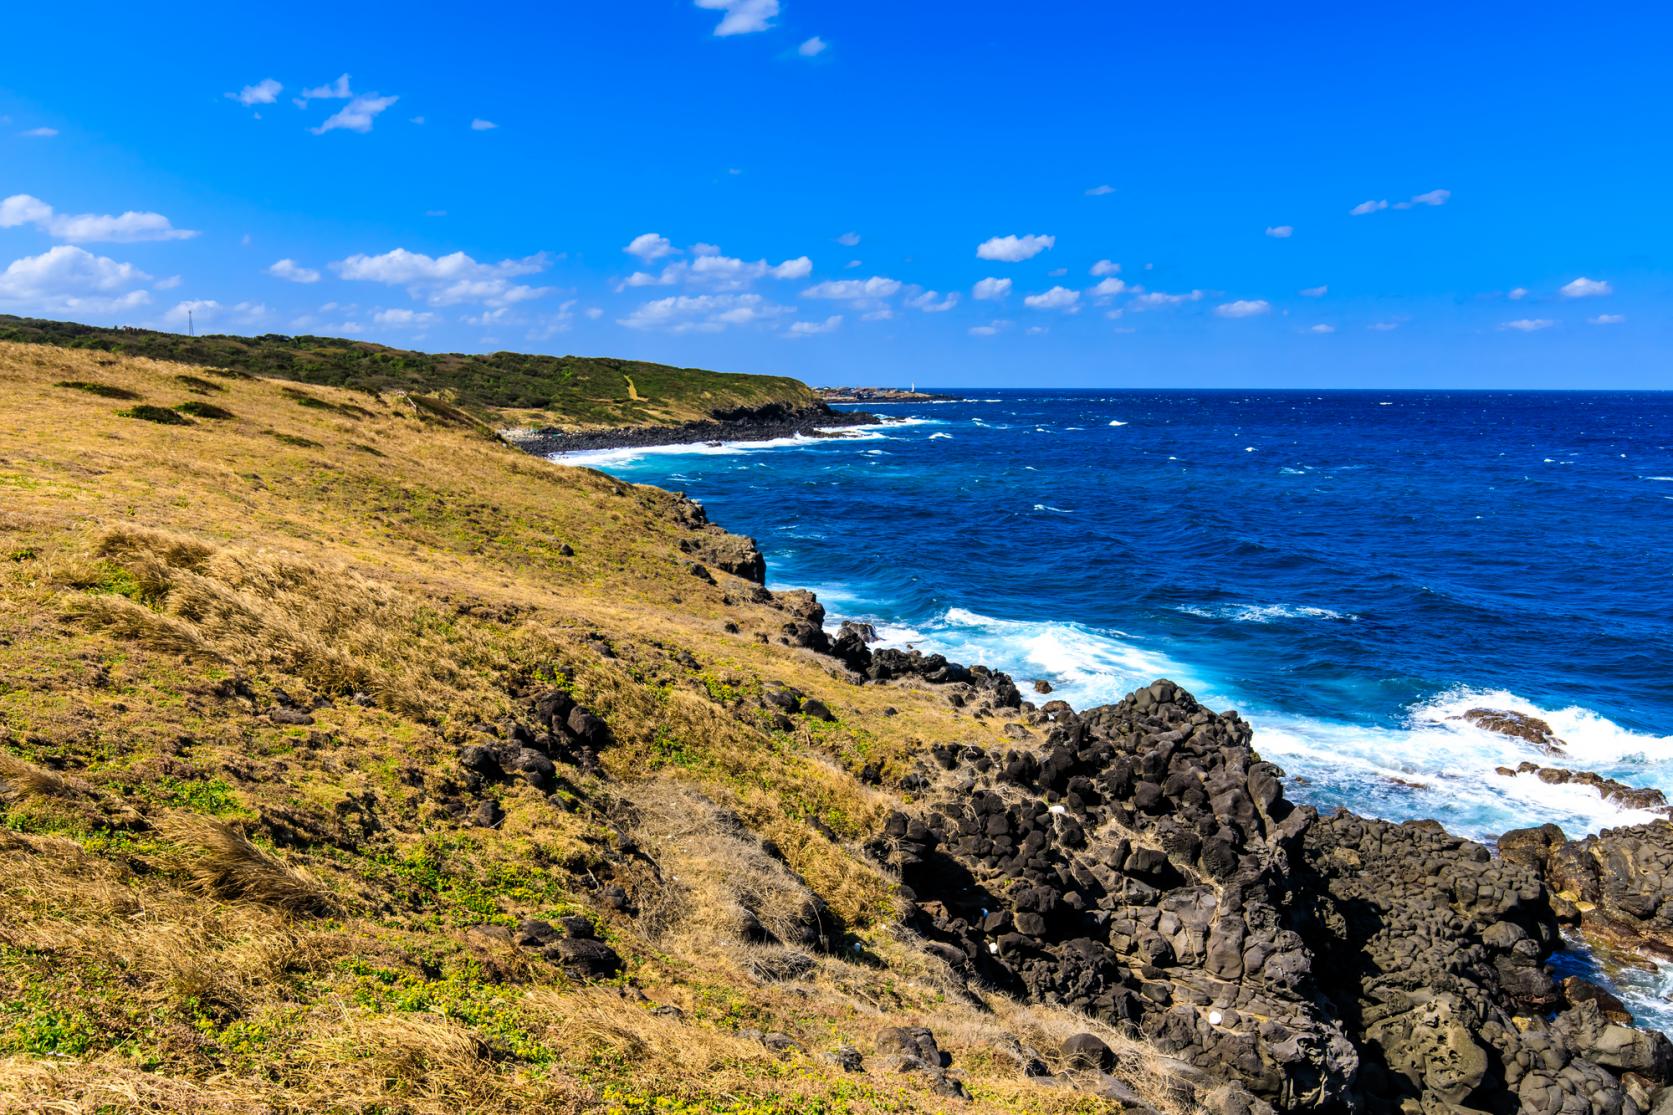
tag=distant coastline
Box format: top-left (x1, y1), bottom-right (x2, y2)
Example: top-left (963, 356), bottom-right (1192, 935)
top-left (501, 400), bottom-right (878, 456)
top-left (817, 385), bottom-right (948, 404)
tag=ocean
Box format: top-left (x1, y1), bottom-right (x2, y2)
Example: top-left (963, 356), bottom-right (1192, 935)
top-left (561, 389), bottom-right (1673, 842)
top-left (557, 388), bottom-right (1673, 1016)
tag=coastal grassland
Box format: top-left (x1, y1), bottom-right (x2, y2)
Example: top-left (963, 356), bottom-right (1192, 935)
top-left (0, 315), bottom-right (819, 432)
top-left (0, 341), bottom-right (1195, 1113)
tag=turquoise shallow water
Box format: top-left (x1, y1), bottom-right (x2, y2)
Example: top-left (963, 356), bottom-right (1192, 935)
top-left (559, 388), bottom-right (1673, 1025)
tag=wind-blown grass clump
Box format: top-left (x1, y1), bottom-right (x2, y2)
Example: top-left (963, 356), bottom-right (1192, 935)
top-left (54, 379), bottom-right (139, 399)
top-left (118, 404), bottom-right (193, 425)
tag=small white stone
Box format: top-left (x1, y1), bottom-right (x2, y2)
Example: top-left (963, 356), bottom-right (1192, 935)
top-left (1208, 1010), bottom-right (1224, 1026)
top-left (987, 942), bottom-right (999, 955)
top-left (1048, 804), bottom-right (1066, 815)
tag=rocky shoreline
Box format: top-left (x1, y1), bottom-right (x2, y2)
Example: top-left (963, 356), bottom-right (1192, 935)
top-left (731, 585), bottom-right (1673, 1112)
top-left (513, 418), bottom-right (1673, 1111)
top-left (500, 400), bottom-right (878, 457)
top-left (816, 386), bottom-right (947, 403)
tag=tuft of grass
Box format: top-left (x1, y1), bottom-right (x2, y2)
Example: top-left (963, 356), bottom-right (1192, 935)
top-left (54, 379), bottom-right (140, 400)
top-left (174, 401), bottom-right (235, 420)
top-left (119, 404), bottom-right (194, 426)
top-left (175, 374), bottom-right (225, 394)
top-left (163, 814), bottom-right (340, 916)
top-left (267, 430), bottom-right (321, 448)
top-left (0, 753), bottom-right (79, 803)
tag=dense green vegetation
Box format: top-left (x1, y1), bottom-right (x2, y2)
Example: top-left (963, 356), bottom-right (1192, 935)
top-left (0, 315), bottom-right (819, 430)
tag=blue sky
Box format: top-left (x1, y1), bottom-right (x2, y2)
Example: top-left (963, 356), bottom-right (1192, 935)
top-left (1, 2), bottom-right (1668, 387)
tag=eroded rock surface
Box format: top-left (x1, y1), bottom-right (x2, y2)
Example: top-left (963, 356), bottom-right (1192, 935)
top-left (875, 680), bottom-right (1673, 1113)
top-left (1502, 819), bottom-right (1673, 961)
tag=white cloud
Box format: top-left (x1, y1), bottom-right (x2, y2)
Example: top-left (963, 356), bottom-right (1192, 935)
top-left (1560, 276), bottom-right (1612, 298)
top-left (1354, 189), bottom-right (1450, 215)
top-left (1085, 185), bottom-right (1115, 196)
top-left (906, 290), bottom-right (958, 312)
top-left (1588, 314), bottom-right (1626, 325)
top-left (977, 233), bottom-right (1054, 262)
top-left (1508, 287), bottom-right (1528, 300)
top-left (163, 299), bottom-right (220, 325)
top-left (619, 292), bottom-right (789, 333)
top-left (1308, 324), bottom-right (1335, 334)
top-left (1090, 259), bottom-right (1120, 277)
top-left (0, 244), bottom-right (152, 315)
top-left (1369, 321), bottom-right (1399, 332)
top-left (836, 231), bottom-right (860, 247)
top-left (1024, 286), bottom-right (1080, 311)
top-left (21, 127), bottom-right (57, 138)
top-left (470, 118), bottom-right (497, 131)
top-left (229, 79), bottom-right (282, 107)
top-left (372, 308), bottom-right (436, 326)
top-left (0, 195), bottom-right (53, 228)
top-left (1398, 189), bottom-right (1451, 208)
top-left (1299, 285), bottom-right (1328, 298)
top-left (799, 36), bottom-right (827, 56)
top-left (972, 277), bottom-right (1012, 300)
top-left (802, 276), bottom-right (902, 300)
top-left (1501, 318), bottom-right (1554, 332)
top-left (771, 256), bottom-right (812, 279)
top-left (1265, 225), bottom-right (1294, 238)
top-left (162, 300), bottom-right (269, 328)
top-left (301, 74), bottom-right (353, 101)
top-left (1216, 299), bottom-right (1271, 318)
top-left (621, 243), bottom-right (812, 290)
top-left (1132, 289), bottom-right (1204, 309)
top-left (267, 258), bottom-right (321, 283)
top-left (625, 233), bottom-right (676, 261)
top-left (333, 247), bottom-right (550, 306)
top-left (154, 275), bottom-right (182, 290)
top-left (695, 0), bottom-right (779, 35)
top-left (313, 94), bottom-right (398, 135)
top-left (969, 320), bottom-right (1009, 337)
top-left (0, 193), bottom-right (197, 243)
top-left (787, 314), bottom-right (842, 336)
top-left (1089, 277), bottom-right (1127, 297)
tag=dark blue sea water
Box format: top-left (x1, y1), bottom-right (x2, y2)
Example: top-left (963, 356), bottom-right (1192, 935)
top-left (559, 388), bottom-right (1673, 1024)
top-left (563, 389), bottom-right (1673, 844)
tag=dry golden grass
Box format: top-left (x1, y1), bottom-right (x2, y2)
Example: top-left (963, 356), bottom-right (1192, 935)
top-left (0, 341), bottom-right (1200, 1114)
top-left (161, 813), bottom-right (342, 917)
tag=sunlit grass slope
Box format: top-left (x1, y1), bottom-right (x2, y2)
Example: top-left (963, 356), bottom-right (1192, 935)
top-left (0, 341), bottom-right (1204, 1113)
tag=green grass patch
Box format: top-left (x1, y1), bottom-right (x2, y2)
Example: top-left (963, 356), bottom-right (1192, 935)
top-left (174, 373), bottom-right (224, 394)
top-left (267, 430), bottom-right (321, 448)
top-left (54, 379), bottom-right (140, 400)
top-left (173, 400), bottom-right (234, 420)
top-left (118, 404), bottom-right (193, 426)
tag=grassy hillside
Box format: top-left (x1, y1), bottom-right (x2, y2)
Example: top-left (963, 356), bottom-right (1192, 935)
top-left (0, 316), bottom-right (821, 432)
top-left (0, 342), bottom-right (1191, 1113)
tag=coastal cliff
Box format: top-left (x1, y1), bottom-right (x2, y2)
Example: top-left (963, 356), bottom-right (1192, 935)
top-left (2, 333), bottom-right (1670, 1115)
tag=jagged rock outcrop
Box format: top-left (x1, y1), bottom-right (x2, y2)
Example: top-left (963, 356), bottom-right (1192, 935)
top-left (1494, 763), bottom-right (1669, 814)
top-left (874, 679), bottom-right (1673, 1113)
top-left (1501, 820), bottom-right (1673, 960)
top-left (1458, 707), bottom-right (1568, 755)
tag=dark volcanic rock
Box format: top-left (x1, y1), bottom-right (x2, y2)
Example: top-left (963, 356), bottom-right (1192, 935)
top-left (1496, 763), bottom-right (1669, 813)
top-left (1501, 819), bottom-right (1673, 961)
top-left (1459, 707), bottom-right (1568, 755)
top-left (875, 679), bottom-right (1673, 1113)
